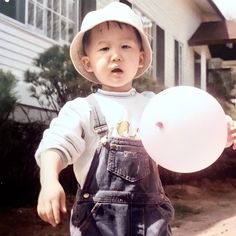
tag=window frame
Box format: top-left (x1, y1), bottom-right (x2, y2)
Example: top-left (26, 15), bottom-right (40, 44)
top-left (0, 0), bottom-right (79, 44)
top-left (194, 51), bottom-right (201, 88)
top-left (175, 40), bottom-right (183, 86)
top-left (25, 0), bottom-right (79, 43)
top-left (132, 5), bottom-right (156, 78)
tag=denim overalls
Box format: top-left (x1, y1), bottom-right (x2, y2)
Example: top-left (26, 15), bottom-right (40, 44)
top-left (70, 94), bottom-right (174, 236)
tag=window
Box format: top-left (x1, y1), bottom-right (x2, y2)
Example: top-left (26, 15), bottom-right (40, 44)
top-left (155, 25), bottom-right (165, 84)
top-left (132, 6), bottom-right (155, 77)
top-left (194, 52), bottom-right (201, 88)
top-left (0, 0), bottom-right (79, 43)
top-left (27, 0), bottom-right (78, 42)
top-left (175, 40), bottom-right (183, 85)
top-left (0, 0), bottom-right (26, 23)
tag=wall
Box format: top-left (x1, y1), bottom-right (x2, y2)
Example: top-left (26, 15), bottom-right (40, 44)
top-left (0, 13), bottom-right (56, 108)
top-left (127, 0), bottom-right (201, 87)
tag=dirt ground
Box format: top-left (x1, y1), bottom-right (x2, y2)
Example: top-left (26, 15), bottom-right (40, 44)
top-left (169, 178), bottom-right (236, 236)
top-left (1, 179), bottom-right (236, 236)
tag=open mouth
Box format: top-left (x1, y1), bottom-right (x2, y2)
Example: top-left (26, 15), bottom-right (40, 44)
top-left (111, 68), bottom-right (123, 73)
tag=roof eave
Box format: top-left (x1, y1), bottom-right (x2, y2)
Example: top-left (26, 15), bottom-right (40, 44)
top-left (188, 20), bottom-right (236, 46)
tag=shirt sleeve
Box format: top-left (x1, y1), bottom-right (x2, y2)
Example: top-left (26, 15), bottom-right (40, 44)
top-left (35, 98), bottom-right (89, 167)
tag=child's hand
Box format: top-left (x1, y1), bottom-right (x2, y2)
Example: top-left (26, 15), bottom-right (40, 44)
top-left (226, 115), bottom-right (236, 150)
top-left (37, 180), bottom-right (67, 227)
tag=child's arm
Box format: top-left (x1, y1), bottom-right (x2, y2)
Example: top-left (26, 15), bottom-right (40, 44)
top-left (37, 150), bottom-right (67, 227)
top-left (226, 115), bottom-right (236, 149)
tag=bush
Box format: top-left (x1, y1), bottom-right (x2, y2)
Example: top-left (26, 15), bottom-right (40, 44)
top-left (0, 70), bottom-right (17, 123)
top-left (0, 121), bottom-right (46, 207)
top-left (24, 45), bottom-right (93, 112)
top-left (133, 73), bottom-right (165, 93)
top-left (0, 120), bottom-right (77, 208)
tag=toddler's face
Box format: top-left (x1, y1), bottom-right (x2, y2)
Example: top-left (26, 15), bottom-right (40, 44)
top-left (81, 22), bottom-right (144, 92)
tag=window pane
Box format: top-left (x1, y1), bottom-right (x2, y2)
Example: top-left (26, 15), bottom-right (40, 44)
top-left (61, 0), bottom-right (67, 16)
top-left (28, 1), bottom-right (35, 26)
top-left (53, 13), bottom-right (59, 40)
top-left (53, 0), bottom-right (60, 13)
top-left (36, 6), bottom-right (43, 30)
top-left (47, 0), bottom-right (52, 9)
top-left (61, 19), bottom-right (67, 40)
top-left (133, 7), bottom-right (154, 76)
top-left (0, 0), bottom-right (26, 23)
top-left (68, 0), bottom-right (74, 20)
top-left (68, 22), bottom-right (74, 42)
top-left (47, 10), bottom-right (52, 37)
top-left (24, 0), bottom-right (78, 43)
top-left (0, 0), bottom-right (16, 17)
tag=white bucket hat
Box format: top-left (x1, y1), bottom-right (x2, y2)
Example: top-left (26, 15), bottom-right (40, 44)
top-left (70, 1), bottom-right (152, 84)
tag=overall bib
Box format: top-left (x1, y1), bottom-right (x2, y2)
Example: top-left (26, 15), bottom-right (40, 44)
top-left (70, 94), bottom-right (174, 236)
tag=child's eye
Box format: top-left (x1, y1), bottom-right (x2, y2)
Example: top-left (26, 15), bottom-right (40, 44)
top-left (122, 45), bottom-right (131, 49)
top-left (99, 47), bottom-right (109, 51)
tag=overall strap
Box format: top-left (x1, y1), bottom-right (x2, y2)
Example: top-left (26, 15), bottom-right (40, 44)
top-left (81, 94), bottom-right (109, 192)
top-left (86, 93), bottom-right (108, 140)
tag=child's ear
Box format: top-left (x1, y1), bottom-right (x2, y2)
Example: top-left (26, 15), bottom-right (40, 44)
top-left (81, 56), bottom-right (93, 72)
top-left (138, 51), bottom-right (145, 69)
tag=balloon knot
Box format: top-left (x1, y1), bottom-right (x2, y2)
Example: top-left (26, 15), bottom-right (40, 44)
top-left (156, 122), bottom-right (164, 129)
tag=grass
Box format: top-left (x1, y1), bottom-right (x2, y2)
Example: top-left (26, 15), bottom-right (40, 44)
top-left (174, 202), bottom-right (202, 219)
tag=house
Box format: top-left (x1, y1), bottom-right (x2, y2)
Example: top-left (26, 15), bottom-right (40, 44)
top-left (0, 0), bottom-right (235, 122)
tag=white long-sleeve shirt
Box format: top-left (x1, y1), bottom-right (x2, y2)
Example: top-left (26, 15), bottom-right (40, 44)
top-left (35, 88), bottom-right (154, 187)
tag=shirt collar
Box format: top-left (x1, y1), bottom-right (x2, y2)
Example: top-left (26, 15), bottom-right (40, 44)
top-left (96, 88), bottom-right (137, 97)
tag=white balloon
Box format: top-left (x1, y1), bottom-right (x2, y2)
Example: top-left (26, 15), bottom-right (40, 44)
top-left (139, 86), bottom-right (228, 173)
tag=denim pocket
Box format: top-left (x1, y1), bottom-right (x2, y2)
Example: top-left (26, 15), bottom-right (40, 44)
top-left (107, 149), bottom-right (150, 182)
top-left (71, 201), bottom-right (101, 230)
top-left (92, 202), bottom-right (129, 236)
top-left (71, 201), bottom-right (129, 236)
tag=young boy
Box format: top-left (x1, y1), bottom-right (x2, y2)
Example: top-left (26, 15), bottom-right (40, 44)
top-left (35, 2), bottom-right (236, 235)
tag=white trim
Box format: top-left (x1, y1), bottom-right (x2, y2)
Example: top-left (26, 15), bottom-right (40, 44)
top-left (0, 13), bottom-right (61, 45)
top-left (200, 49), bottom-right (207, 91)
top-left (178, 42), bottom-right (184, 85)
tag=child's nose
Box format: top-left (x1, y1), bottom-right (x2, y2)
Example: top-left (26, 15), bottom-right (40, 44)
top-left (111, 50), bottom-right (122, 62)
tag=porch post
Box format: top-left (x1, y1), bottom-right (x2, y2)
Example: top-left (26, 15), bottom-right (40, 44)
top-left (200, 49), bottom-right (207, 91)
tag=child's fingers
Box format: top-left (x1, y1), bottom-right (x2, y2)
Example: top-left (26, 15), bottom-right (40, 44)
top-left (60, 191), bottom-right (67, 214)
top-left (37, 204), bottom-right (47, 223)
top-left (233, 143), bottom-right (236, 150)
top-left (228, 121), bottom-right (236, 149)
top-left (51, 200), bottom-right (61, 226)
top-left (38, 201), bottom-right (57, 227)
top-left (43, 202), bottom-right (57, 227)
top-left (37, 200), bottom-right (50, 224)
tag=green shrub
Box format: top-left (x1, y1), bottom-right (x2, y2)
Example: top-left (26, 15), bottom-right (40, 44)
top-left (0, 70), bottom-right (17, 123)
top-left (0, 120), bottom-right (77, 207)
top-left (0, 121), bottom-right (46, 207)
top-left (133, 73), bottom-right (165, 93)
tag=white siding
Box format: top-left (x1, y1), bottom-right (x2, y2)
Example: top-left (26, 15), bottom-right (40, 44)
top-left (0, 14), bottom-right (57, 107)
top-left (128, 0), bottom-right (202, 87)
top-left (126, 0), bottom-right (219, 88)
